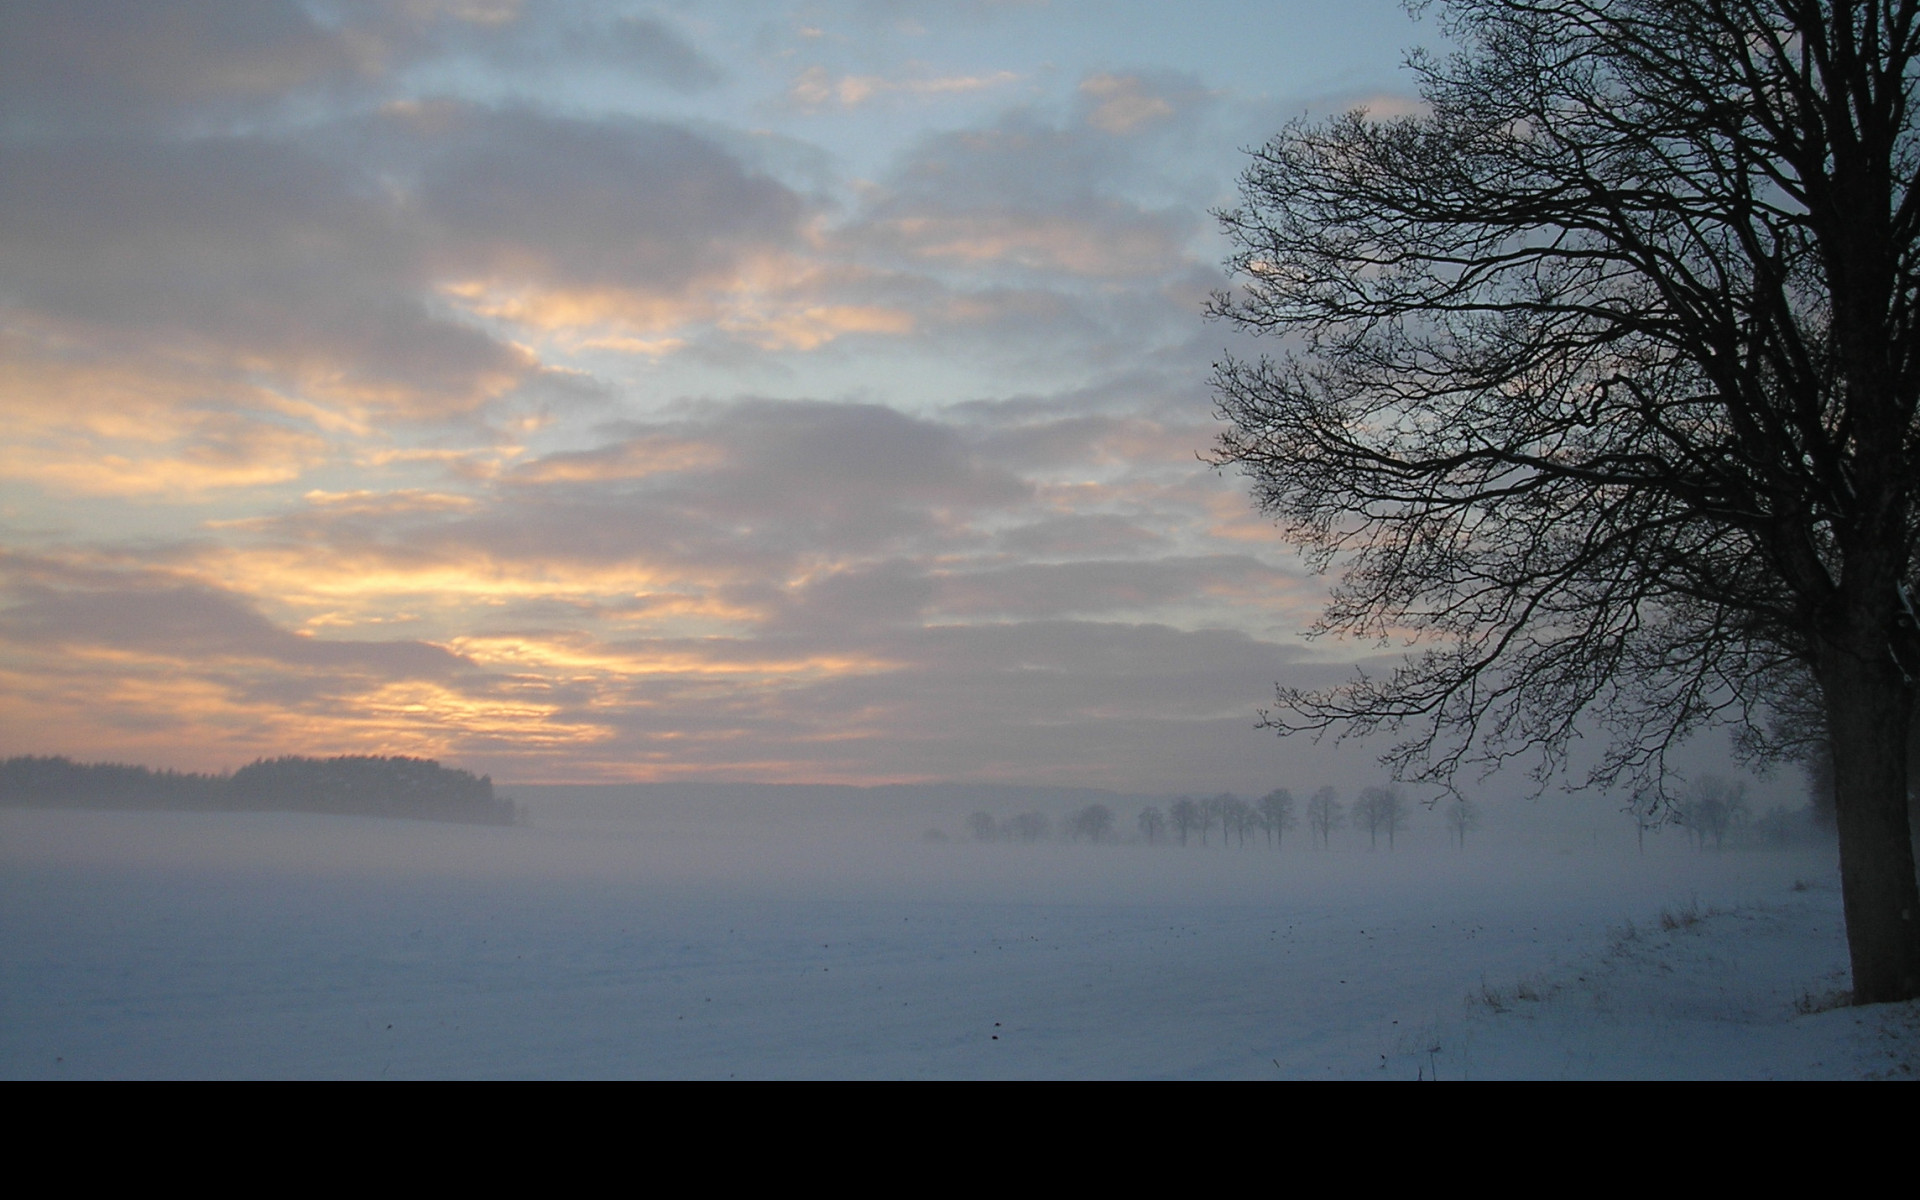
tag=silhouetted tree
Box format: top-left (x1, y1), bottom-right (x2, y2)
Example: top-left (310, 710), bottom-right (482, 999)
top-left (1069, 803), bottom-right (1116, 843)
top-left (1759, 667), bottom-right (1920, 838)
top-left (1215, 793), bottom-right (1256, 848)
top-left (1678, 774), bottom-right (1750, 851)
top-left (1197, 795), bottom-right (1222, 847)
top-left (1354, 787), bottom-right (1380, 849)
top-left (1753, 804), bottom-right (1807, 847)
top-left (1380, 786), bottom-right (1409, 849)
top-left (1209, 0), bottom-right (1920, 999)
top-left (1138, 804), bottom-right (1167, 844)
top-left (1306, 786), bottom-right (1343, 849)
top-left (1445, 796), bottom-right (1480, 849)
top-left (0, 756), bottom-right (221, 810)
top-left (1007, 812), bottom-right (1051, 844)
top-left (1169, 796), bottom-right (1201, 846)
top-left (1354, 786), bottom-right (1406, 850)
top-left (0, 754), bottom-right (511, 823)
top-left (1257, 788), bottom-right (1298, 849)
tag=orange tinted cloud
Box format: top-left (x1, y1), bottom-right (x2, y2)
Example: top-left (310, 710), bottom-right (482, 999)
top-left (439, 261), bottom-right (918, 353)
top-left (789, 65), bottom-right (1019, 110)
top-left (1, 343), bottom-right (332, 496)
top-left (1079, 74), bottom-right (1176, 134)
top-left (0, 7), bottom-right (1369, 791)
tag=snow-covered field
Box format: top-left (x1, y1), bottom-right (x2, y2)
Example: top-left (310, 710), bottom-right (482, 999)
top-left (4, 793), bottom-right (1914, 1079)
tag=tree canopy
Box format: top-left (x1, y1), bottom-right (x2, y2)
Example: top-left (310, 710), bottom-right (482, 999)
top-left (0, 754), bottom-right (514, 825)
top-left (1210, 0), bottom-right (1920, 1000)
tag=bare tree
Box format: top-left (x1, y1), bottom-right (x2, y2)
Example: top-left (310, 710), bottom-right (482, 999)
top-left (1353, 788), bottom-right (1383, 850)
top-left (1759, 665), bottom-right (1920, 834)
top-left (1214, 793), bottom-right (1256, 848)
top-left (1169, 796), bottom-right (1202, 847)
top-left (1258, 788), bottom-right (1299, 848)
top-left (1629, 789), bottom-right (1662, 854)
top-left (1007, 812), bottom-right (1051, 844)
top-left (1678, 774), bottom-right (1751, 850)
top-left (967, 810), bottom-right (999, 843)
top-left (1306, 785), bottom-right (1343, 849)
top-left (1354, 785), bottom-right (1408, 850)
top-left (1069, 803), bottom-right (1116, 843)
top-left (1138, 804), bottom-right (1168, 845)
top-left (1382, 786), bottom-right (1409, 849)
top-left (1445, 796), bottom-right (1481, 849)
top-left (1198, 794), bottom-right (1222, 847)
top-left (1209, 0), bottom-right (1920, 1000)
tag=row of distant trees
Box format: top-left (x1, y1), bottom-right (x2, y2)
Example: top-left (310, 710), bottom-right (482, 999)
top-left (1631, 774), bottom-right (1821, 853)
top-left (0, 755), bottom-right (516, 825)
top-left (970, 779), bottom-right (1831, 853)
top-left (1138, 788), bottom-right (1482, 851)
top-left (967, 787), bottom-right (1484, 850)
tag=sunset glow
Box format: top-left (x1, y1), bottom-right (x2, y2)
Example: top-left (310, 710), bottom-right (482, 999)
top-left (0, 0), bottom-right (1437, 791)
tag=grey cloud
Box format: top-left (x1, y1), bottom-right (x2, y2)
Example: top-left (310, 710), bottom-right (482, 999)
top-left (595, 15), bottom-right (723, 88)
top-left (0, 2), bottom-right (722, 138)
top-left (953, 365), bottom-right (1213, 425)
top-left (408, 106), bottom-right (802, 289)
top-left (996, 513), bottom-right (1165, 557)
top-left (796, 73), bottom-right (1233, 373)
top-left (929, 556), bottom-right (1284, 619)
top-left (0, 104), bottom-right (813, 417)
top-left (227, 393), bottom-right (1264, 631)
top-left (887, 116), bottom-right (1139, 210)
top-left (479, 399), bottom-right (1031, 564)
top-left (763, 560), bottom-right (938, 634)
top-left (226, 398), bottom-right (1033, 596)
top-left (0, 576), bottom-right (474, 682)
top-left (531, 619), bottom-right (1354, 790)
top-left (843, 101), bottom-right (1203, 284)
top-left (758, 553), bottom-right (1283, 637)
top-left (710, 399), bottom-right (1028, 514)
top-left (434, 7), bottom-right (723, 91)
top-left (0, 132), bottom-right (521, 410)
top-left (943, 368), bottom-right (1232, 480)
top-left (973, 413), bottom-right (1154, 469)
top-left (0, 0), bottom-right (368, 135)
top-left (947, 372), bottom-right (1177, 424)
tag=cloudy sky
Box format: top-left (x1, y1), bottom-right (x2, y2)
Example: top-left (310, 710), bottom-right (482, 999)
top-left (0, 0), bottom-right (1447, 791)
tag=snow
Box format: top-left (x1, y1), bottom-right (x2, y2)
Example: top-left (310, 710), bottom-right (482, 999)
top-left (3, 795), bottom-right (1914, 1079)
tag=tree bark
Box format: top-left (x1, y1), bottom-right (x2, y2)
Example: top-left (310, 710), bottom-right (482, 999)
top-left (1819, 640), bottom-right (1920, 1003)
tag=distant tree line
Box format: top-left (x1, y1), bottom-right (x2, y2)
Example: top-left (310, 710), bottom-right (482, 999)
top-left (1628, 773), bottom-right (1825, 854)
top-left (1136, 787), bottom-right (1421, 851)
top-left (966, 785), bottom-right (1479, 851)
top-left (0, 755), bottom-right (516, 825)
top-left (968, 809), bottom-right (1072, 843)
top-left (960, 775), bottom-right (1834, 855)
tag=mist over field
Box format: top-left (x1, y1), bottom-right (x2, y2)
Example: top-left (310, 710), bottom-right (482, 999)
top-left (7, 2), bottom-right (1920, 1076)
top-left (7, 784), bottom-right (1905, 1080)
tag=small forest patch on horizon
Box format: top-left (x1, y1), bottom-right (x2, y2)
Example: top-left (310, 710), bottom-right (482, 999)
top-left (0, 754), bottom-right (515, 826)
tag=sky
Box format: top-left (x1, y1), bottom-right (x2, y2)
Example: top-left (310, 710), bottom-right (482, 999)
top-left (0, 0), bottom-right (1470, 792)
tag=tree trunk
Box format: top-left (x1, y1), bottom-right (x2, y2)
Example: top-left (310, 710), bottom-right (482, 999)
top-left (1819, 645), bottom-right (1920, 1003)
